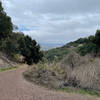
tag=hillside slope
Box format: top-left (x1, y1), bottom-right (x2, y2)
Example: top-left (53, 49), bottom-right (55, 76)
top-left (44, 37), bottom-right (86, 61)
top-left (45, 30), bottom-right (100, 61)
top-left (0, 52), bottom-right (16, 68)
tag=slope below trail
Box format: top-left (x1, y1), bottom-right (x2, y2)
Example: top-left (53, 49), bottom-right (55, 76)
top-left (0, 65), bottom-right (99, 100)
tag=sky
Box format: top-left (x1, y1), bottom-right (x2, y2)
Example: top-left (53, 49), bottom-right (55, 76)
top-left (2, 0), bottom-right (100, 49)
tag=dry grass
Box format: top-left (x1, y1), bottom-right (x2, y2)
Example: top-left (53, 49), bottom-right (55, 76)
top-left (24, 61), bottom-right (65, 88)
top-left (24, 52), bottom-right (100, 91)
top-left (59, 53), bottom-right (100, 91)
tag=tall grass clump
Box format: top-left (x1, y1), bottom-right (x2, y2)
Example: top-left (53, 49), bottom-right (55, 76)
top-left (24, 57), bottom-right (66, 88)
top-left (59, 52), bottom-right (100, 91)
top-left (24, 52), bottom-right (100, 92)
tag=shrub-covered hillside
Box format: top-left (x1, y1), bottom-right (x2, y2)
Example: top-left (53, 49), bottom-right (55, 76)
top-left (24, 52), bottom-right (100, 92)
top-left (45, 30), bottom-right (100, 61)
top-left (24, 31), bottom-right (100, 92)
top-left (78, 30), bottom-right (100, 56)
top-left (44, 46), bottom-right (70, 62)
top-left (44, 37), bottom-right (90, 61)
top-left (0, 1), bottom-right (43, 65)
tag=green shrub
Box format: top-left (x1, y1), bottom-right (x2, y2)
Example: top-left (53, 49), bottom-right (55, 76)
top-left (24, 60), bottom-right (65, 88)
top-left (0, 66), bottom-right (18, 72)
top-left (78, 43), bottom-right (100, 56)
top-left (18, 35), bottom-right (43, 65)
top-left (0, 1), bottom-right (13, 40)
top-left (44, 47), bottom-right (69, 62)
top-left (94, 30), bottom-right (100, 46)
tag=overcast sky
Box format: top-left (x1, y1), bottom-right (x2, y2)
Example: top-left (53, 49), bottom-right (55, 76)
top-left (2, 0), bottom-right (100, 48)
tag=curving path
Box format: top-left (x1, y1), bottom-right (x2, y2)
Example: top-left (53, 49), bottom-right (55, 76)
top-left (0, 65), bottom-right (99, 100)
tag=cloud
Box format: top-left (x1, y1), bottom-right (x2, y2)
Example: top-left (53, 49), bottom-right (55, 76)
top-left (2, 0), bottom-right (100, 48)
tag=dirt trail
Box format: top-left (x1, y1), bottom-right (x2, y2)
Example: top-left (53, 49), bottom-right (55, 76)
top-left (0, 65), bottom-right (99, 100)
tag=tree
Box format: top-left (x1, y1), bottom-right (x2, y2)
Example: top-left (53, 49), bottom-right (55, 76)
top-left (88, 35), bottom-right (95, 43)
top-left (94, 30), bottom-right (100, 46)
top-left (0, 1), bottom-right (13, 40)
top-left (78, 43), bottom-right (99, 56)
top-left (18, 35), bottom-right (43, 65)
top-left (0, 32), bottom-right (24, 55)
top-left (0, 1), bottom-right (43, 64)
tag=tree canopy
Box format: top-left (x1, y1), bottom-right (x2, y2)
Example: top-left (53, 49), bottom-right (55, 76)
top-left (94, 30), bottom-right (100, 46)
top-left (0, 1), bottom-right (43, 65)
top-left (78, 30), bottom-right (100, 56)
top-left (18, 35), bottom-right (43, 65)
top-left (0, 1), bottom-right (13, 40)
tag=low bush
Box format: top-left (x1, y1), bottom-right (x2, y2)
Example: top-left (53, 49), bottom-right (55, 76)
top-left (24, 60), bottom-right (65, 88)
top-left (24, 52), bottom-right (100, 92)
top-left (60, 54), bottom-right (100, 91)
top-left (78, 43), bottom-right (100, 56)
top-left (44, 47), bottom-right (69, 62)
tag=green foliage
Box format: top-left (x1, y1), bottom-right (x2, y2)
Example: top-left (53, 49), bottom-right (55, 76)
top-left (78, 43), bottom-right (100, 56)
top-left (18, 35), bottom-right (43, 65)
top-left (78, 30), bottom-right (100, 56)
top-left (45, 30), bottom-right (100, 61)
top-left (45, 37), bottom-right (90, 62)
top-left (0, 32), bottom-right (43, 65)
top-left (0, 1), bottom-right (16, 56)
top-left (0, 32), bottom-right (24, 56)
top-left (0, 66), bottom-right (18, 72)
top-left (13, 54), bottom-right (21, 62)
top-left (24, 60), bottom-right (65, 88)
top-left (64, 38), bottom-right (89, 48)
top-left (57, 87), bottom-right (100, 97)
top-left (0, 2), bottom-right (43, 65)
top-left (0, 31), bottom-right (43, 64)
top-left (0, 1), bottom-right (13, 40)
top-left (88, 35), bottom-right (95, 42)
top-left (94, 30), bottom-right (100, 46)
top-left (44, 47), bottom-right (69, 62)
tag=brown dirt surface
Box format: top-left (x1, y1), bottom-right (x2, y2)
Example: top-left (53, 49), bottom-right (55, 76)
top-left (0, 65), bottom-right (99, 100)
top-left (0, 52), bottom-right (16, 68)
